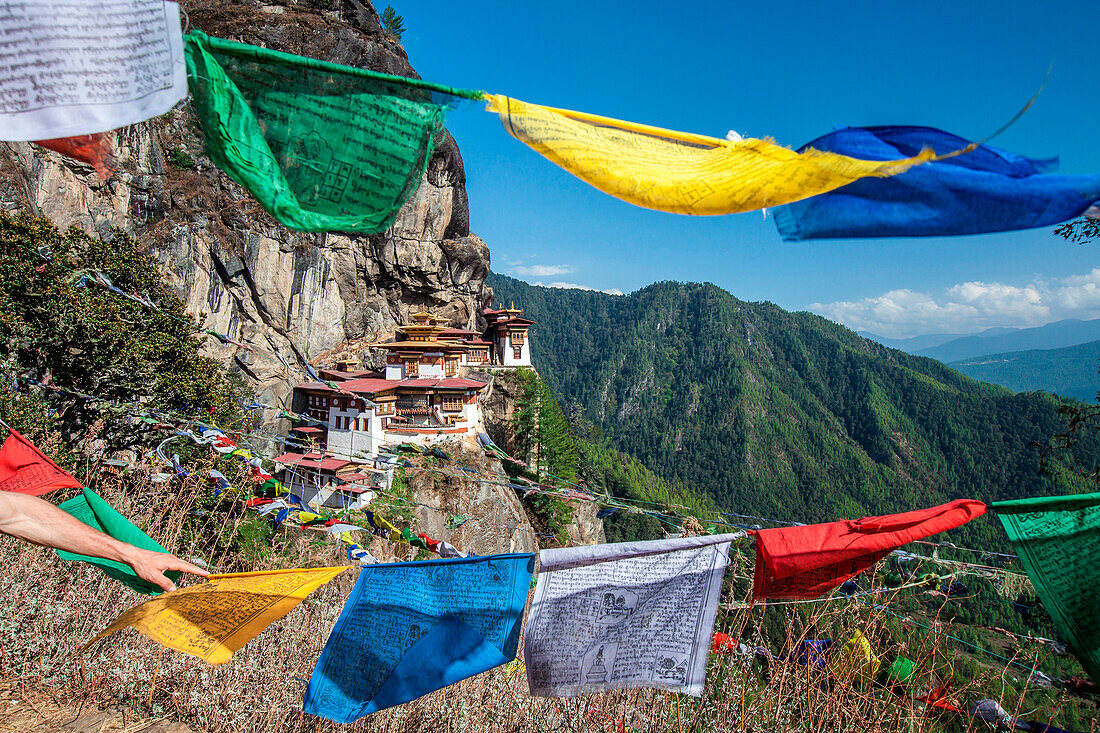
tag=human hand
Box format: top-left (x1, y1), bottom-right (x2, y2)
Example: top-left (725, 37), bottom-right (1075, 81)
top-left (122, 547), bottom-right (210, 593)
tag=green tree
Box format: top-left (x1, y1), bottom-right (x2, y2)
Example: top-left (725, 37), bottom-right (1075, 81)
top-left (513, 367), bottom-right (578, 482)
top-left (0, 211), bottom-right (249, 442)
top-left (380, 5), bottom-right (405, 42)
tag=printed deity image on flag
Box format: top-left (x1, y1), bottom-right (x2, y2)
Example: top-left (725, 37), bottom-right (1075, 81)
top-left (183, 32), bottom-right (484, 233)
top-left (524, 535), bottom-right (736, 698)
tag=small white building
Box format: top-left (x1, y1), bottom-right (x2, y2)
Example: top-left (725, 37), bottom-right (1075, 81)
top-left (484, 305), bottom-right (535, 367)
top-left (271, 452), bottom-right (383, 510)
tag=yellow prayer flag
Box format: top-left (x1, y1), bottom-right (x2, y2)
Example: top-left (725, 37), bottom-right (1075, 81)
top-left (84, 567), bottom-right (347, 664)
top-left (486, 95), bottom-right (934, 215)
top-left (827, 629), bottom-right (881, 681)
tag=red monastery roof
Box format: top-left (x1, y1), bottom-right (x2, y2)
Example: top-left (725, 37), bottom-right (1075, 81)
top-left (273, 453), bottom-right (351, 471)
top-left (297, 377), bottom-right (487, 395)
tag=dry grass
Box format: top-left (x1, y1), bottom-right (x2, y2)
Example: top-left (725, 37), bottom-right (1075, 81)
top-left (0, 467), bottom-right (1092, 733)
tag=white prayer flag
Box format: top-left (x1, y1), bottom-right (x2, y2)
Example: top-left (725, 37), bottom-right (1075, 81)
top-left (525, 534), bottom-right (740, 698)
top-left (0, 0), bottom-right (188, 140)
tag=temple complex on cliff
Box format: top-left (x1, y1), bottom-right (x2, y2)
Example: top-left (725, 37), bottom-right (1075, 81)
top-left (273, 305), bottom-right (535, 508)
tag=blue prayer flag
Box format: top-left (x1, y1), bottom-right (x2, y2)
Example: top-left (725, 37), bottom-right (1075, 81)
top-left (303, 552), bottom-right (535, 722)
top-left (773, 126), bottom-right (1100, 241)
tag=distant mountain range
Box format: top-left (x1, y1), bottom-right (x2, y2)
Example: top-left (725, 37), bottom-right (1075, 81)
top-left (863, 318), bottom-right (1100, 363)
top-left (949, 340), bottom-right (1100, 403)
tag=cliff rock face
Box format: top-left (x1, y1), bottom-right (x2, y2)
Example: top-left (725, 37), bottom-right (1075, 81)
top-left (0, 0), bottom-right (490, 409)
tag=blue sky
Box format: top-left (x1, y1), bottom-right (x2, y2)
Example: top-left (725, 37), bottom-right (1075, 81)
top-left (398, 0), bottom-right (1100, 337)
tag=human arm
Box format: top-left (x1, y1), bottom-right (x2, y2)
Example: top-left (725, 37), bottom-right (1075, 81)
top-left (0, 490), bottom-right (208, 592)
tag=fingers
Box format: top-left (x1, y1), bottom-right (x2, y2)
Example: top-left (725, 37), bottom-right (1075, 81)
top-left (125, 549), bottom-right (211, 593)
top-left (159, 555), bottom-right (211, 578)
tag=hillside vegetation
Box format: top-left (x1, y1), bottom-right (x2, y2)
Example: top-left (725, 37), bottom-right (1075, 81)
top-left (487, 273), bottom-right (1100, 552)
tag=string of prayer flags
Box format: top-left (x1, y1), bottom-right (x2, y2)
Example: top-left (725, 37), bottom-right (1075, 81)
top-left (485, 95), bottom-right (934, 216)
top-left (525, 535), bottom-right (738, 698)
top-left (0, 429), bottom-right (82, 495)
top-left (303, 553), bottom-right (533, 722)
top-left (752, 499), bottom-right (987, 600)
top-left (85, 567), bottom-right (346, 663)
top-left (992, 492), bottom-right (1100, 683)
top-left (0, 1), bottom-right (187, 141)
top-left (401, 527), bottom-right (431, 551)
top-left (57, 487), bottom-right (178, 595)
top-left (773, 126), bottom-right (1100, 240)
top-left (33, 134), bottom-right (118, 180)
top-left (183, 31), bottom-right (484, 233)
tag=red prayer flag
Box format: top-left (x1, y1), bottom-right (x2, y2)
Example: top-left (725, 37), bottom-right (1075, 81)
top-left (33, 133), bottom-right (117, 180)
top-left (916, 685), bottom-right (963, 713)
top-left (0, 429), bottom-right (82, 495)
top-left (752, 499), bottom-right (986, 600)
top-left (711, 632), bottom-right (736, 654)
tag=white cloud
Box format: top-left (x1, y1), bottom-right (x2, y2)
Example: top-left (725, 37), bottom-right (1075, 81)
top-left (534, 281), bottom-right (625, 296)
top-left (812, 268), bottom-right (1100, 338)
top-left (511, 264), bottom-right (573, 277)
top-left (1056, 268), bottom-right (1100, 310)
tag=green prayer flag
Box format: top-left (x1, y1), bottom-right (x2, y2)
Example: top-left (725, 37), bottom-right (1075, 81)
top-left (992, 491), bottom-right (1100, 683)
top-left (401, 527), bottom-right (430, 551)
top-left (58, 487), bottom-right (178, 595)
top-left (879, 656), bottom-right (915, 687)
top-left (183, 30), bottom-right (483, 233)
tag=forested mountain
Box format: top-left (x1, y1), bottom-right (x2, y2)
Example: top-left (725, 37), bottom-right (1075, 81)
top-left (488, 273), bottom-right (1100, 550)
top-left (948, 340), bottom-right (1100, 403)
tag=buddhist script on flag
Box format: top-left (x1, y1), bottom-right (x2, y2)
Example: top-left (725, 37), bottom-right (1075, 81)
top-left (0, 0), bottom-right (187, 140)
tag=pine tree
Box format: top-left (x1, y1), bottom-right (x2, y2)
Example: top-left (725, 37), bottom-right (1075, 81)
top-left (380, 6), bottom-right (405, 42)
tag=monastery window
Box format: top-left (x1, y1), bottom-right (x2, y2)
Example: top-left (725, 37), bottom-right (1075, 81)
top-left (513, 346), bottom-right (523, 360)
top-left (396, 395), bottom-right (429, 414)
top-left (445, 359), bottom-right (458, 377)
top-left (441, 395), bottom-right (463, 412)
top-left (404, 359), bottom-right (418, 377)
top-left (510, 330), bottom-right (525, 345)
